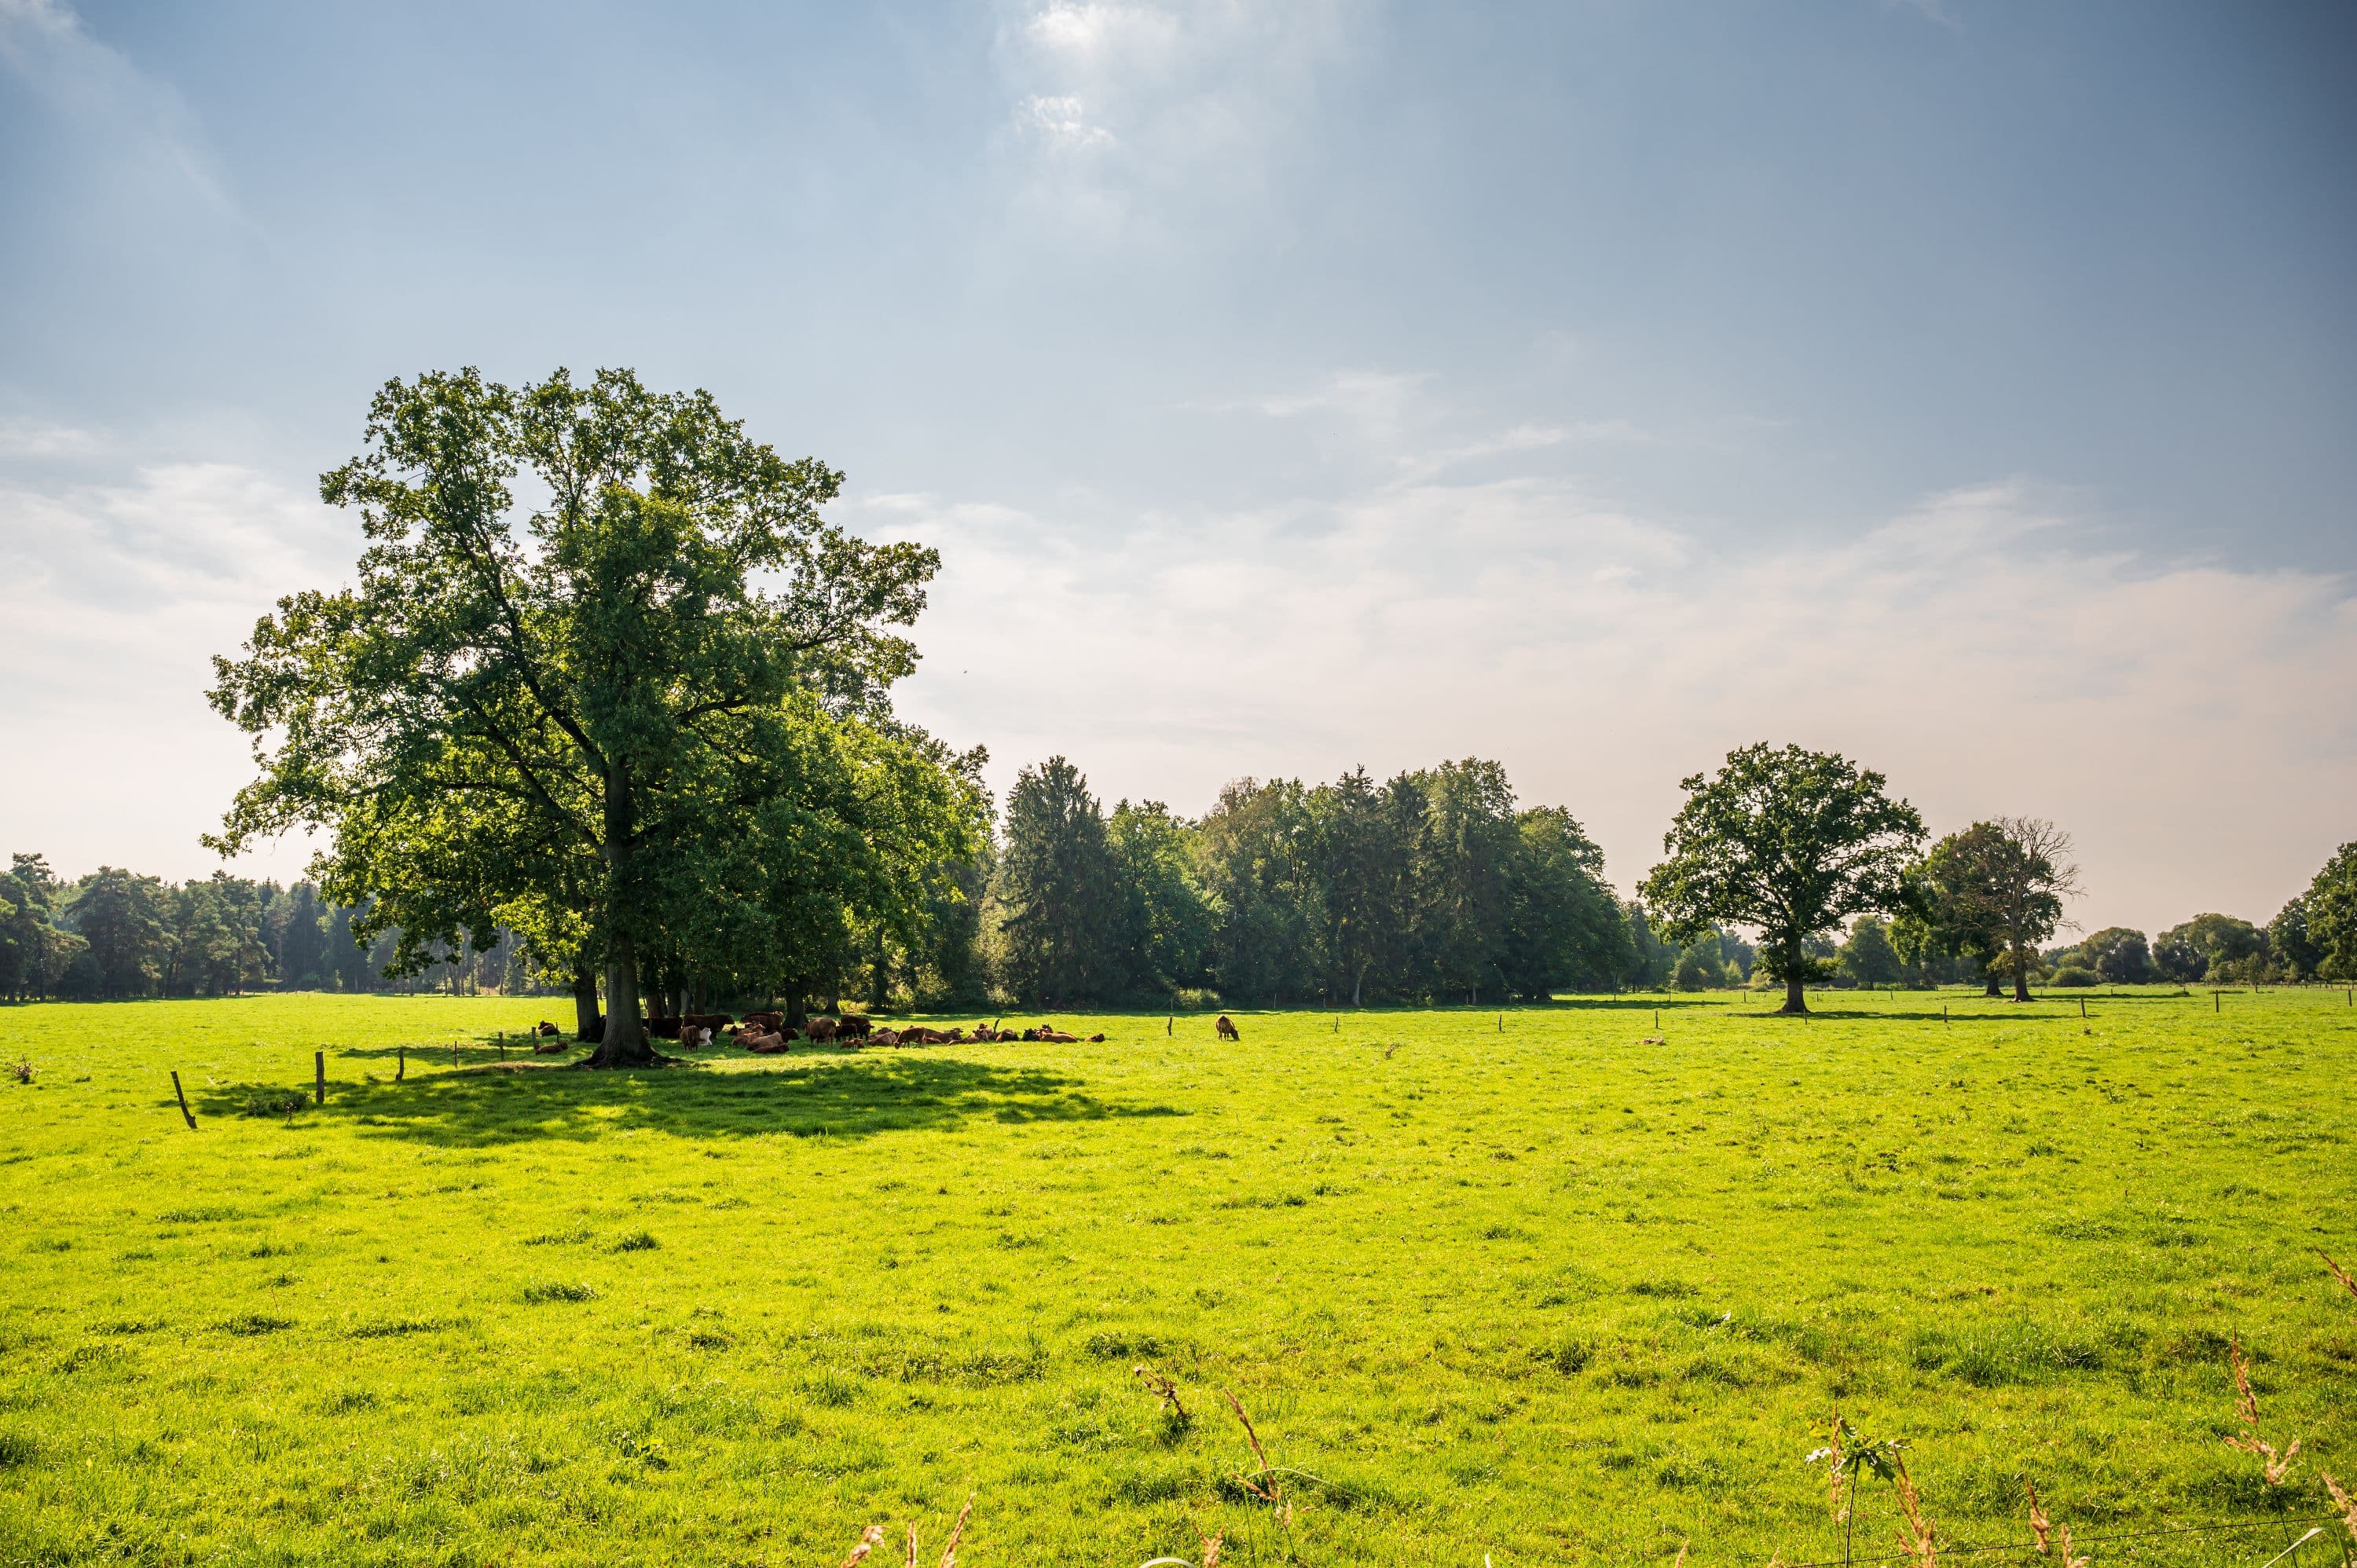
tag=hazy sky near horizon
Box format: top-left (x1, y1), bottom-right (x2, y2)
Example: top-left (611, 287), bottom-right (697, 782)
top-left (2, 0), bottom-right (2352, 936)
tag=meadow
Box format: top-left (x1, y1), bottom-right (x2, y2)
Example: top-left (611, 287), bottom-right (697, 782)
top-left (2, 988), bottom-right (2352, 1566)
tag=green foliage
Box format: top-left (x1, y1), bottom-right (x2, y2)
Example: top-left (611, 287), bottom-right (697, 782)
top-left (2154, 913), bottom-right (2266, 984)
top-left (1908, 818), bottom-right (2080, 1002)
top-left (2077, 926), bottom-right (2154, 985)
top-left (995, 758), bottom-right (1127, 1004)
top-left (1838, 915), bottom-right (1903, 988)
top-left (1640, 743), bottom-right (1925, 1011)
top-left (1106, 800), bottom-right (1215, 999)
top-left (2299, 843), bottom-right (2357, 982)
top-left (0, 855), bottom-right (82, 1002)
top-left (207, 367), bottom-right (981, 1060)
top-left (2, 987), bottom-right (2352, 1563)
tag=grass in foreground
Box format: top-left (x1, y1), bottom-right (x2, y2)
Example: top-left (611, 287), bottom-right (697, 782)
top-left (2, 987), bottom-right (2353, 1565)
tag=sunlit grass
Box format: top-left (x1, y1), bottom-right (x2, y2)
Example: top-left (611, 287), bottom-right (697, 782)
top-left (2, 987), bottom-right (2352, 1563)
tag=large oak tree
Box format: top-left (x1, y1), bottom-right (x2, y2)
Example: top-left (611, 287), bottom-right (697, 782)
top-left (1640, 743), bottom-right (1924, 1013)
top-left (210, 367), bottom-right (977, 1064)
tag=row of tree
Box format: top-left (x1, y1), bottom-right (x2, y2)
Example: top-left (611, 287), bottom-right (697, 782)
top-left (0, 855), bottom-right (519, 1002)
top-left (178, 366), bottom-right (2357, 1050)
top-left (979, 757), bottom-right (1660, 1007)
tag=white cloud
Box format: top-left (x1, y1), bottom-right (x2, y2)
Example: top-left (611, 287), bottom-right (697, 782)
top-left (1017, 93), bottom-right (1117, 149)
top-left (0, 460), bottom-right (347, 881)
top-left (993, 0), bottom-right (1358, 240)
top-left (870, 471), bottom-right (2357, 937)
top-left (0, 419), bottom-right (104, 459)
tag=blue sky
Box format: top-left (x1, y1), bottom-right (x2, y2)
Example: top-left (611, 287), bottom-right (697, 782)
top-left (2, 0), bottom-right (2352, 933)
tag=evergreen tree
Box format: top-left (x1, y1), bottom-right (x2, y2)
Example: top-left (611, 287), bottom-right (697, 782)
top-left (995, 758), bottom-right (1124, 1005)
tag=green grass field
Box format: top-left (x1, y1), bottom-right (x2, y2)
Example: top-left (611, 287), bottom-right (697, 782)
top-left (2, 988), bottom-right (2353, 1566)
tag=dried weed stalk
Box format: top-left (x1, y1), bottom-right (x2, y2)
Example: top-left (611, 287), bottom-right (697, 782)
top-left (2322, 1472), bottom-right (2356, 1552)
top-left (840, 1492), bottom-right (972, 1568)
top-left (1134, 1364), bottom-right (1189, 1423)
top-left (2025, 1480), bottom-right (2087, 1568)
top-left (1222, 1386), bottom-right (1293, 1524)
top-left (2225, 1336), bottom-right (2301, 1486)
top-left (2320, 1249), bottom-right (2357, 1304)
top-left (1890, 1458), bottom-right (1938, 1568)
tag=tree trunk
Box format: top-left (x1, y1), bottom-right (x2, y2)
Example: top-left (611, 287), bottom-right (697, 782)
top-left (588, 931), bottom-right (658, 1067)
top-left (2011, 940), bottom-right (2032, 1003)
top-left (572, 967), bottom-right (600, 1040)
top-left (1981, 956), bottom-right (2002, 998)
top-left (1351, 966), bottom-right (1365, 1009)
top-left (1781, 972), bottom-right (1808, 1014)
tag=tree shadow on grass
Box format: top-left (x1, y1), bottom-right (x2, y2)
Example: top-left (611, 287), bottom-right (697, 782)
top-left (1728, 1008), bottom-right (2018, 1024)
top-left (196, 1052), bottom-right (1190, 1149)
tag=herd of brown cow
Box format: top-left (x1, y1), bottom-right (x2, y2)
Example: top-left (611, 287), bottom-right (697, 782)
top-left (527, 1011), bottom-right (1141, 1055)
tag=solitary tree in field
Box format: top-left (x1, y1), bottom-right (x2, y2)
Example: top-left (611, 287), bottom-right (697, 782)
top-left (1640, 743), bottom-right (1924, 1014)
top-left (1908, 818), bottom-right (2080, 1001)
top-left (1979, 817), bottom-right (2080, 1002)
top-left (210, 367), bottom-right (973, 1064)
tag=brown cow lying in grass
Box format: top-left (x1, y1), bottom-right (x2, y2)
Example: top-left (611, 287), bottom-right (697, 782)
top-left (533, 1038), bottom-right (570, 1055)
top-left (738, 1028), bottom-right (790, 1054)
top-left (535, 1020), bottom-right (560, 1037)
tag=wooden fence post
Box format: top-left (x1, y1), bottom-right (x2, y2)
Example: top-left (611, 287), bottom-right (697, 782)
top-left (170, 1072), bottom-right (196, 1130)
top-left (397, 1046), bottom-right (405, 1082)
top-left (313, 1052), bottom-right (324, 1105)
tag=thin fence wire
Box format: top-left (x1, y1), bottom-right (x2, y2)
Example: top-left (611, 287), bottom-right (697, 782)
top-left (1747, 1513), bottom-right (2344, 1568)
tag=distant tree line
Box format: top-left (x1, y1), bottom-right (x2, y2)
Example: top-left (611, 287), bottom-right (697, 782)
top-left (0, 854), bottom-right (526, 1002)
top-left (153, 367), bottom-right (2357, 1044)
top-left (1822, 843), bottom-right (2357, 992)
top-left (11, 784), bottom-right (2351, 1012)
top-left (966, 755), bottom-right (1714, 1009)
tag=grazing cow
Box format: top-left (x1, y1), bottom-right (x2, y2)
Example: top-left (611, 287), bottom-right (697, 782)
top-left (685, 1013), bottom-right (735, 1035)
top-left (742, 1010), bottom-right (786, 1033)
top-left (646, 1017), bottom-right (684, 1040)
top-left (805, 1017), bottom-right (838, 1043)
top-left (533, 1039), bottom-right (569, 1055)
top-left (1215, 1014), bottom-right (1241, 1041)
top-left (837, 1014), bottom-right (874, 1040)
top-left (536, 1020), bottom-right (560, 1038)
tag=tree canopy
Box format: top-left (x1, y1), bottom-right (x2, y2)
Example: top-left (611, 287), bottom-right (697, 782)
top-left (1639, 742), bottom-right (1924, 1013)
top-left (209, 367), bottom-right (982, 1064)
